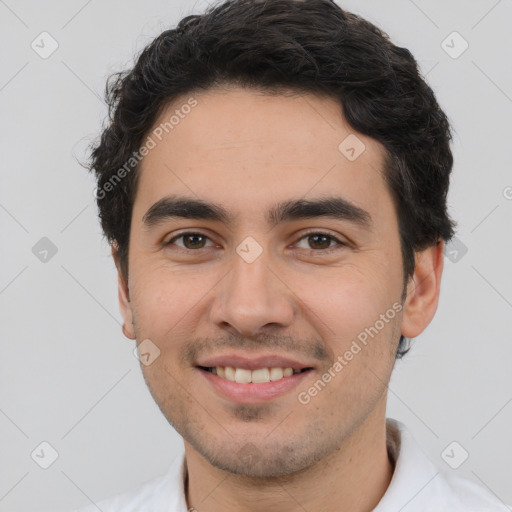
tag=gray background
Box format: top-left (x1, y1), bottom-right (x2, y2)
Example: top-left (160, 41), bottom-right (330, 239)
top-left (1, 0), bottom-right (511, 510)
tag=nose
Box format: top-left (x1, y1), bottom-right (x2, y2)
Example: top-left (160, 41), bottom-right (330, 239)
top-left (209, 245), bottom-right (295, 337)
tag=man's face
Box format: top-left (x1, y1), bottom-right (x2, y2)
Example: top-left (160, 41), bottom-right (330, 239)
top-left (120, 87), bottom-right (407, 477)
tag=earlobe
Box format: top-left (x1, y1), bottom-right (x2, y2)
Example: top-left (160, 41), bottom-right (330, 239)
top-left (401, 241), bottom-right (445, 339)
top-left (112, 245), bottom-right (136, 340)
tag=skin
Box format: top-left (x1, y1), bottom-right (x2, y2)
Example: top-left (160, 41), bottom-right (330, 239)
top-left (114, 86), bottom-right (444, 512)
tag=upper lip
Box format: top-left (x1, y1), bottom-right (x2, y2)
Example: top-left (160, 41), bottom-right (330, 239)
top-left (196, 354), bottom-right (314, 371)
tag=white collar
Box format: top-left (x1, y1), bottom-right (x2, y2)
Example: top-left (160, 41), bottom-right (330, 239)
top-left (82, 418), bottom-right (508, 511)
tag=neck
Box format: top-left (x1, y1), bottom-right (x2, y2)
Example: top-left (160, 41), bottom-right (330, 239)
top-left (184, 401), bottom-right (394, 512)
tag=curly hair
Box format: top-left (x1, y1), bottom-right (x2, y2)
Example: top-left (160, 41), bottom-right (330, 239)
top-left (88, 0), bottom-right (456, 358)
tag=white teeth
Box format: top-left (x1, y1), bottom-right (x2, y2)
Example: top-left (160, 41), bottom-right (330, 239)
top-left (224, 366), bottom-right (236, 381)
top-left (251, 368), bottom-right (270, 383)
top-left (269, 367), bottom-right (283, 381)
top-left (235, 368), bottom-right (252, 383)
top-left (212, 366), bottom-right (302, 383)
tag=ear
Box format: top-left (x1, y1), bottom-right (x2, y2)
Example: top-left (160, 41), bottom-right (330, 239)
top-left (112, 244), bottom-right (136, 340)
top-left (401, 240), bottom-right (445, 338)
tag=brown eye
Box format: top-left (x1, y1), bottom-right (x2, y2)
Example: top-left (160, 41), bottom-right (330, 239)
top-left (167, 232), bottom-right (213, 250)
top-left (183, 234), bottom-right (207, 249)
top-left (307, 234), bottom-right (333, 250)
top-left (295, 232), bottom-right (344, 251)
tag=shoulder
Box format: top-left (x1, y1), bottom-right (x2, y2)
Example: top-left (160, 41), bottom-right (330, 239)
top-left (425, 470), bottom-right (509, 511)
top-left (435, 470), bottom-right (509, 510)
top-left (71, 451), bottom-right (188, 512)
top-left (378, 419), bottom-right (509, 512)
top-left (72, 472), bottom-right (169, 512)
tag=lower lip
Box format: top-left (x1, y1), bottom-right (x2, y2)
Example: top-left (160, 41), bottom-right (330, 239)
top-left (198, 368), bottom-right (313, 404)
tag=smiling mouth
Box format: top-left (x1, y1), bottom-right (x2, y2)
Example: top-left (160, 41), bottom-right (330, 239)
top-left (198, 366), bottom-right (313, 384)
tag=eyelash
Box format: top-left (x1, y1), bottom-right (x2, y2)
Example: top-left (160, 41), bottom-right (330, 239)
top-left (165, 230), bottom-right (347, 254)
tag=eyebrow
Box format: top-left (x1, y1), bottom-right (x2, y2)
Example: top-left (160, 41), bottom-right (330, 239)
top-left (142, 195), bottom-right (373, 230)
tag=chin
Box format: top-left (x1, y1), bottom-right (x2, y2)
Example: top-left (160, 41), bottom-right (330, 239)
top-left (188, 431), bottom-right (335, 479)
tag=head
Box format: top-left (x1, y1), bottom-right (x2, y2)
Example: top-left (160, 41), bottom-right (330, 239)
top-left (89, 0), bottom-right (455, 478)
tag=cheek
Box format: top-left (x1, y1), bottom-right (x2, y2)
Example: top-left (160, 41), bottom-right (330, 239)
top-left (129, 264), bottom-right (217, 341)
top-left (301, 263), bottom-right (390, 323)
top-left (295, 262), bottom-right (401, 358)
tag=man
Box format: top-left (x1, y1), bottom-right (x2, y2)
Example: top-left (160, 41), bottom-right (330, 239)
top-left (75, 0), bottom-right (509, 510)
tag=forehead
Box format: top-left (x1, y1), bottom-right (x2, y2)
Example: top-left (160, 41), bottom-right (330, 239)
top-left (135, 86), bottom-right (392, 226)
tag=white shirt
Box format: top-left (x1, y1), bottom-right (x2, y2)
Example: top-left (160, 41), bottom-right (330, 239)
top-left (73, 418), bottom-right (510, 511)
